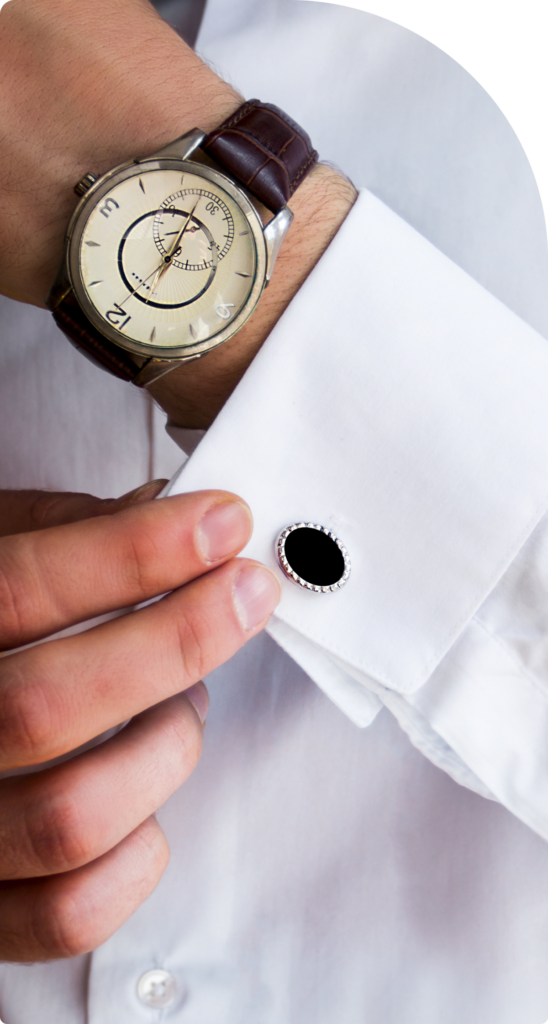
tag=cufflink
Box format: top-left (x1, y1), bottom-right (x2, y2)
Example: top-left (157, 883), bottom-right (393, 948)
top-left (276, 523), bottom-right (350, 592)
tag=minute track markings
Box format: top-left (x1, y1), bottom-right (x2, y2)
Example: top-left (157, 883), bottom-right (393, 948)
top-left (153, 206), bottom-right (223, 270)
top-left (153, 188), bottom-right (234, 266)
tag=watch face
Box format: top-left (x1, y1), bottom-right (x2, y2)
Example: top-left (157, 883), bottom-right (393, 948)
top-left (68, 160), bottom-right (266, 358)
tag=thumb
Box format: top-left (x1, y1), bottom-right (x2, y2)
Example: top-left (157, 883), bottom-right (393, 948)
top-left (0, 479), bottom-right (168, 537)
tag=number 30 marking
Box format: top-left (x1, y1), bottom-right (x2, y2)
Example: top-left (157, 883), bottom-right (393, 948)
top-left (215, 303), bottom-right (235, 320)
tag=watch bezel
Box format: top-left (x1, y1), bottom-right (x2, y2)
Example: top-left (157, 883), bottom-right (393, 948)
top-left (65, 157), bottom-right (267, 361)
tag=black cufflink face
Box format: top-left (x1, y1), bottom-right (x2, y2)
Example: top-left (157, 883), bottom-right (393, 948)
top-left (276, 523), bottom-right (350, 593)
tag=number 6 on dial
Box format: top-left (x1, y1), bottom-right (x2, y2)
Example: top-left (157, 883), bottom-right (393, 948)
top-left (215, 303), bottom-right (235, 319)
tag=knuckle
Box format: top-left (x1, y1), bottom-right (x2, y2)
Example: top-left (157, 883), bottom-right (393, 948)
top-left (29, 821), bottom-right (169, 960)
top-left (124, 522), bottom-right (167, 599)
top-left (132, 817), bottom-right (170, 876)
top-left (164, 701), bottom-right (203, 776)
top-left (32, 889), bottom-right (90, 960)
top-left (27, 491), bottom-right (68, 531)
top-left (0, 546), bottom-right (32, 644)
top-left (175, 607), bottom-right (212, 685)
top-left (0, 666), bottom-right (55, 767)
top-left (25, 789), bottom-right (90, 875)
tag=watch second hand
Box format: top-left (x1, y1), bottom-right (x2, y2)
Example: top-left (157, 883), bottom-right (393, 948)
top-left (145, 197), bottom-right (201, 305)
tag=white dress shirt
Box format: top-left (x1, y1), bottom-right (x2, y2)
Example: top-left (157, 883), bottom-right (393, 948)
top-left (2, 1), bottom-right (548, 1022)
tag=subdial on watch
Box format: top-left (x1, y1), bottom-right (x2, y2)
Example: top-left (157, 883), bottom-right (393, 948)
top-left (153, 189), bottom-right (234, 269)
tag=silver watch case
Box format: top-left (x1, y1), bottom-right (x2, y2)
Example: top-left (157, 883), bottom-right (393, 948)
top-left (56, 129), bottom-right (293, 363)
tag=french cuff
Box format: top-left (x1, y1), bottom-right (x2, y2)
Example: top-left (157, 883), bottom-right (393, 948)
top-left (165, 189), bottom-right (548, 821)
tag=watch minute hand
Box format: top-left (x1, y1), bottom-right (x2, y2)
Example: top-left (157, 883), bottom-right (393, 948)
top-left (166, 196), bottom-right (200, 261)
top-left (144, 198), bottom-right (201, 305)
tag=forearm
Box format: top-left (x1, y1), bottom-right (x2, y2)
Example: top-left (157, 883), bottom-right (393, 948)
top-left (0, 0), bottom-right (356, 426)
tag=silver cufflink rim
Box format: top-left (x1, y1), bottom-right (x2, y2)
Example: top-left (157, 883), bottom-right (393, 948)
top-left (276, 522), bottom-right (351, 593)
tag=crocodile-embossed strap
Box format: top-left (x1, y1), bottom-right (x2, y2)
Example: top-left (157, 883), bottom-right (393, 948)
top-left (52, 292), bottom-right (142, 382)
top-left (202, 99), bottom-right (318, 212)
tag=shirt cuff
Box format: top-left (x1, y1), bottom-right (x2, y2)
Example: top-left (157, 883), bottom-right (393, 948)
top-left (165, 189), bottom-right (548, 832)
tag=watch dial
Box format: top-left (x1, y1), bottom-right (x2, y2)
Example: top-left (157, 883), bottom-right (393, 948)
top-left (77, 167), bottom-right (260, 352)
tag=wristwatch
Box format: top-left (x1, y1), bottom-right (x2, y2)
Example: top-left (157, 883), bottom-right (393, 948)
top-left (47, 99), bottom-right (318, 387)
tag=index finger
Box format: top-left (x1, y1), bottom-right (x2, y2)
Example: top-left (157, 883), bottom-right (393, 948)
top-left (0, 491), bottom-right (252, 650)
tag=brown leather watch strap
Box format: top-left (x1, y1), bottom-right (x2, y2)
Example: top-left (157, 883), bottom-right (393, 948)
top-left (202, 99), bottom-right (318, 212)
top-left (52, 292), bottom-right (141, 382)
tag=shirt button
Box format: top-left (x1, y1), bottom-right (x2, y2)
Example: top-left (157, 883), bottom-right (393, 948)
top-left (137, 969), bottom-right (179, 1009)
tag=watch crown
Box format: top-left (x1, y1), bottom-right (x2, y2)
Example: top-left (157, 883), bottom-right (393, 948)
top-left (74, 173), bottom-right (98, 197)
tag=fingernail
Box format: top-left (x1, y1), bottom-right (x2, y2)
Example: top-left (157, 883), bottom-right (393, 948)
top-left (197, 500), bottom-right (252, 563)
top-left (233, 564), bottom-right (281, 632)
top-left (185, 681), bottom-right (209, 724)
top-left (119, 479), bottom-right (168, 504)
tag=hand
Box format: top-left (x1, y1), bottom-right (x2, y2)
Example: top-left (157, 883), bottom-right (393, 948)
top-left (0, 0), bottom-right (357, 428)
top-left (0, 483), bottom-right (280, 962)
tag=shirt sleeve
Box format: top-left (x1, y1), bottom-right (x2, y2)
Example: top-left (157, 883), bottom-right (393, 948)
top-left (165, 189), bottom-right (548, 838)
